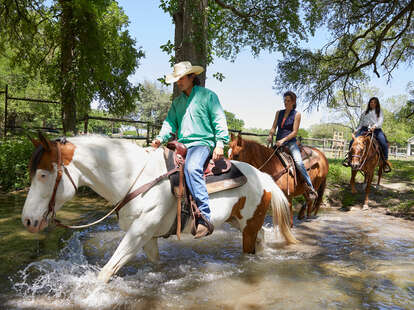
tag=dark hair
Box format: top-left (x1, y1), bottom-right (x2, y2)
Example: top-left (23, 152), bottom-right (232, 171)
top-left (283, 91), bottom-right (297, 110)
top-left (188, 73), bottom-right (201, 86)
top-left (365, 97), bottom-right (381, 118)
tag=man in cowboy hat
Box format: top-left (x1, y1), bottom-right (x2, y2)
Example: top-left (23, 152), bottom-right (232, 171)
top-left (151, 61), bottom-right (229, 239)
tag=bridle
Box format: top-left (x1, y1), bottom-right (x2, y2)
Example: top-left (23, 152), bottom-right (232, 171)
top-left (350, 131), bottom-right (375, 170)
top-left (43, 142), bottom-right (180, 230)
top-left (42, 139), bottom-right (78, 226)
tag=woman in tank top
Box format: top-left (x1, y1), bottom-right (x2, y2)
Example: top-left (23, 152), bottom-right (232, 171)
top-left (267, 91), bottom-right (318, 200)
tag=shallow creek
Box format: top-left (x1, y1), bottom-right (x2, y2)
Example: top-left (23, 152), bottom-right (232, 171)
top-left (0, 192), bottom-right (413, 309)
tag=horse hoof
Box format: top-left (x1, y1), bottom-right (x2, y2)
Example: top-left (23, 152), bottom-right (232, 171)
top-left (362, 205), bottom-right (369, 211)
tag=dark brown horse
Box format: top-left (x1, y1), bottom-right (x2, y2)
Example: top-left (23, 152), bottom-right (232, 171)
top-left (349, 132), bottom-right (384, 209)
top-left (228, 133), bottom-right (329, 224)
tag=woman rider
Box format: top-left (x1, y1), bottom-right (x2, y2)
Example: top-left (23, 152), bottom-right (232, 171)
top-left (267, 91), bottom-right (318, 200)
top-left (346, 97), bottom-right (391, 172)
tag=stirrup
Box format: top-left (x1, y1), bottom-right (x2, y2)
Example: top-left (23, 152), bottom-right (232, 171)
top-left (342, 157), bottom-right (350, 167)
top-left (383, 162), bottom-right (392, 173)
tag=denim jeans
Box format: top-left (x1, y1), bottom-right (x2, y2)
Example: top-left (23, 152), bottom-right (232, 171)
top-left (349, 127), bottom-right (388, 159)
top-left (286, 140), bottom-right (314, 190)
top-left (184, 145), bottom-right (212, 221)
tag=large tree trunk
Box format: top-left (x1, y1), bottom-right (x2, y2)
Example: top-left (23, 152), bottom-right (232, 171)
top-left (60, 0), bottom-right (77, 135)
top-left (173, 0), bottom-right (208, 98)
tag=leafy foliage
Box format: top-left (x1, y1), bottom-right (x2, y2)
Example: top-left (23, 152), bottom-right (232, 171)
top-left (225, 110), bottom-right (244, 131)
top-left (275, 0), bottom-right (414, 109)
top-left (0, 0), bottom-right (144, 132)
top-left (0, 137), bottom-right (33, 191)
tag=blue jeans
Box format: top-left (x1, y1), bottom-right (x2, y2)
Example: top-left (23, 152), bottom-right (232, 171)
top-left (349, 127), bottom-right (388, 159)
top-left (286, 141), bottom-right (314, 190)
top-left (184, 145), bottom-right (211, 221)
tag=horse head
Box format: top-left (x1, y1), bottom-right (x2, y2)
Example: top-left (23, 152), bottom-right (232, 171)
top-left (228, 132), bottom-right (244, 160)
top-left (22, 132), bottom-right (77, 233)
top-left (350, 135), bottom-right (370, 170)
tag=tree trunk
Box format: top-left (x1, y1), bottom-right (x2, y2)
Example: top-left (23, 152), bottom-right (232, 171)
top-left (59, 0), bottom-right (77, 135)
top-left (173, 0), bottom-right (208, 98)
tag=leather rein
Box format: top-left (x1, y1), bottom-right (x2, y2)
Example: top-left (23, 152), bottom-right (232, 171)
top-left (45, 143), bottom-right (180, 230)
top-left (351, 131), bottom-right (378, 171)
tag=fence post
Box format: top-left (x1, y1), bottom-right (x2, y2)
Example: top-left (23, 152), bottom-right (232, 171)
top-left (84, 114), bottom-right (89, 134)
top-left (4, 84), bottom-right (8, 138)
top-left (146, 122), bottom-right (150, 146)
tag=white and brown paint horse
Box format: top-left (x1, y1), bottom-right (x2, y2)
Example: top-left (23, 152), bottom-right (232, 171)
top-left (22, 134), bottom-right (297, 283)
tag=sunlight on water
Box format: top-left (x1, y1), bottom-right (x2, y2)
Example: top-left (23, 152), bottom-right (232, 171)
top-left (2, 201), bottom-right (414, 309)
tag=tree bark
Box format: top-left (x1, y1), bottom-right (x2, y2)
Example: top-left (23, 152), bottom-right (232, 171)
top-left (59, 0), bottom-right (77, 135)
top-left (173, 0), bottom-right (208, 98)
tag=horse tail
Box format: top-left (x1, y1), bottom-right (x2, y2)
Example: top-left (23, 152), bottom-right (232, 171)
top-left (312, 177), bottom-right (326, 216)
top-left (270, 183), bottom-right (298, 244)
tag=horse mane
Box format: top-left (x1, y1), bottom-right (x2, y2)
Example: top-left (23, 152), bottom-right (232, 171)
top-left (240, 138), bottom-right (280, 170)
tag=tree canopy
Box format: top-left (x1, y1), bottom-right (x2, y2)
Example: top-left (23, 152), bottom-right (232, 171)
top-left (275, 0), bottom-right (414, 109)
top-left (0, 0), bottom-right (144, 133)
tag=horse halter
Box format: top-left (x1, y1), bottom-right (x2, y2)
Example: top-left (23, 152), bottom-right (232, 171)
top-left (43, 140), bottom-right (78, 224)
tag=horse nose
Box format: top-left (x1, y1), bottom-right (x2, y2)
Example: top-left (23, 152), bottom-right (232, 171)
top-left (23, 217), bottom-right (39, 230)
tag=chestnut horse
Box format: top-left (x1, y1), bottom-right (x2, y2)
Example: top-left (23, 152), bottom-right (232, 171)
top-left (349, 132), bottom-right (384, 209)
top-left (229, 133), bottom-right (329, 224)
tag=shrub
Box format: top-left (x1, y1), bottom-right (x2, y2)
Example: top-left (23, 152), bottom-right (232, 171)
top-left (0, 137), bottom-right (33, 191)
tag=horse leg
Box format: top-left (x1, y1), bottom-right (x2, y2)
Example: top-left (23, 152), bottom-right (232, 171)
top-left (350, 170), bottom-right (357, 193)
top-left (97, 212), bottom-right (162, 283)
top-left (143, 237), bottom-right (159, 263)
top-left (288, 197), bottom-right (294, 227)
top-left (312, 178), bottom-right (326, 216)
top-left (255, 228), bottom-right (265, 254)
top-left (297, 198), bottom-right (307, 220)
top-left (377, 164), bottom-right (383, 186)
top-left (362, 173), bottom-right (373, 209)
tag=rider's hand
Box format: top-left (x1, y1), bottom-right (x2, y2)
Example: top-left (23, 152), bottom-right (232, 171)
top-left (213, 146), bottom-right (224, 160)
top-left (352, 133), bottom-right (356, 140)
top-left (267, 135), bottom-right (273, 143)
top-left (275, 139), bottom-right (284, 147)
top-left (151, 139), bottom-right (161, 148)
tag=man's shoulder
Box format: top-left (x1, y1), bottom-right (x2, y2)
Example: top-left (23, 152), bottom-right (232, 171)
top-left (196, 86), bottom-right (217, 97)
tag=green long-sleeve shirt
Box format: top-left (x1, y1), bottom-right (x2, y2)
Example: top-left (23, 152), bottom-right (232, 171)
top-left (156, 85), bottom-right (229, 150)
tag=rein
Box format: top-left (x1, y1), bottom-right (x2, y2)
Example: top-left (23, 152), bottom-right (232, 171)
top-left (351, 131), bottom-right (375, 171)
top-left (258, 146), bottom-right (279, 170)
top-left (48, 145), bottom-right (180, 230)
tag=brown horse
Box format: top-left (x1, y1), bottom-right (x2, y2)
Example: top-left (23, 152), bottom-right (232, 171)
top-left (228, 133), bottom-right (329, 224)
top-left (349, 132), bottom-right (384, 209)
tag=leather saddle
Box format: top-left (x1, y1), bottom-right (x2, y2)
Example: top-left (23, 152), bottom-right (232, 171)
top-left (272, 143), bottom-right (319, 183)
top-left (162, 140), bottom-right (247, 238)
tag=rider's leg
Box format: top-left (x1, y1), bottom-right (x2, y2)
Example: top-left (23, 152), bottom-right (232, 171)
top-left (375, 129), bottom-right (391, 172)
top-left (183, 145), bottom-right (213, 237)
top-left (286, 141), bottom-right (318, 199)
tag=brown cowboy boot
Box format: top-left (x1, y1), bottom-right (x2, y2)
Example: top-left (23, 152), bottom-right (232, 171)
top-left (307, 186), bottom-right (318, 201)
top-left (194, 218), bottom-right (214, 239)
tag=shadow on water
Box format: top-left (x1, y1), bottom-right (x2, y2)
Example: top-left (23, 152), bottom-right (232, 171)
top-left (1, 191), bottom-right (414, 309)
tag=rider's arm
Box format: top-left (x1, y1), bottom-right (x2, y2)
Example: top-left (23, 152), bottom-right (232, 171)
top-left (373, 110), bottom-right (384, 129)
top-left (209, 91), bottom-right (229, 149)
top-left (277, 112), bottom-right (301, 145)
top-left (267, 110), bottom-right (279, 142)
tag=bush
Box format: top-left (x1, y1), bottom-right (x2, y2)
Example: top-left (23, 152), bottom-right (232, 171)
top-left (0, 137), bottom-right (33, 191)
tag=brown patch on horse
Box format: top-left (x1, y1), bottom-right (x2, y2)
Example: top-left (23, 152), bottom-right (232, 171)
top-left (30, 141), bottom-right (76, 177)
top-left (227, 196), bottom-right (246, 220)
top-left (242, 190), bottom-right (271, 254)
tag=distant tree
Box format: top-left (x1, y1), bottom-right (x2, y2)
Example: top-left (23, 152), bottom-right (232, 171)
top-left (297, 128), bottom-right (309, 139)
top-left (309, 123), bottom-right (352, 140)
top-left (276, 0), bottom-right (414, 110)
top-left (133, 81), bottom-right (172, 125)
top-left (160, 0), bottom-right (321, 95)
top-left (0, 0), bottom-right (144, 134)
top-left (225, 110), bottom-right (244, 131)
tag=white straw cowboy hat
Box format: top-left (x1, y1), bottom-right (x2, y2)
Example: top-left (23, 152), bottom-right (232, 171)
top-left (165, 61), bottom-right (204, 84)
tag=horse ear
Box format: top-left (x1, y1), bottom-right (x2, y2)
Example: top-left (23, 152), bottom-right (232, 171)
top-left (237, 133), bottom-right (243, 147)
top-left (27, 134), bottom-right (41, 148)
top-left (38, 131), bottom-right (52, 152)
